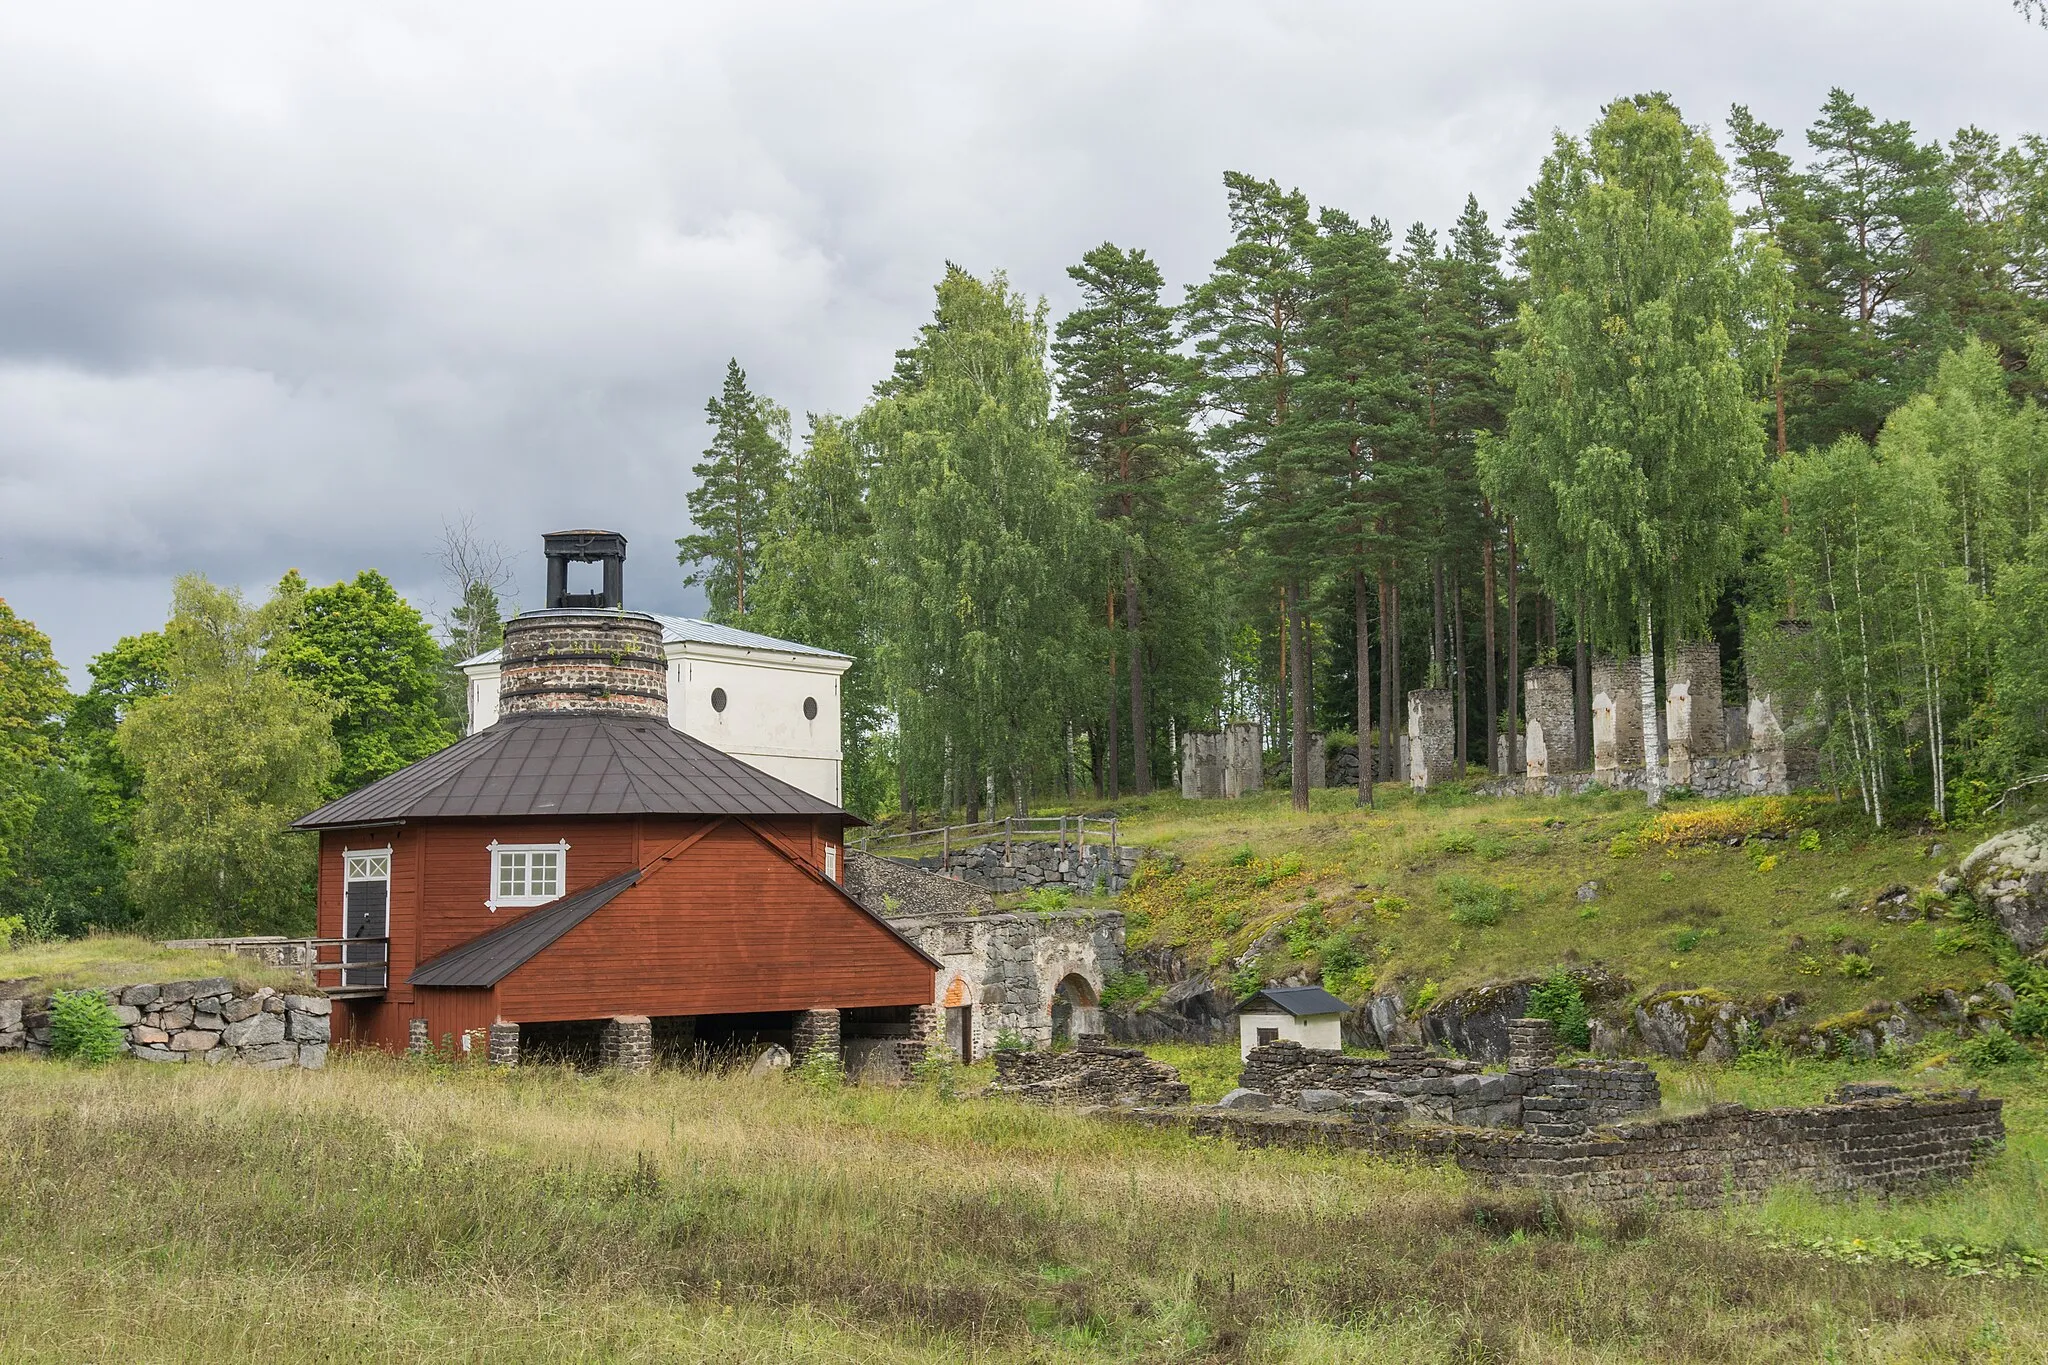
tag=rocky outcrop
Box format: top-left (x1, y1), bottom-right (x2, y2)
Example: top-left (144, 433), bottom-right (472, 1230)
top-left (1107, 975), bottom-right (1235, 1043)
top-left (0, 979), bottom-right (328, 1068)
top-left (1631, 989), bottom-right (1796, 1061)
top-left (1961, 822), bottom-right (2048, 953)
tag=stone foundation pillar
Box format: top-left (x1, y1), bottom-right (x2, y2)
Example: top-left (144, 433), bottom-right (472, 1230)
top-left (1406, 690), bottom-right (1456, 791)
top-left (1747, 693), bottom-right (1788, 794)
top-left (1524, 721), bottom-right (1550, 794)
top-left (599, 1015), bottom-right (653, 1072)
top-left (1524, 666), bottom-right (1577, 774)
top-left (407, 1018), bottom-right (430, 1055)
top-left (487, 1019), bottom-right (520, 1068)
top-left (1304, 731), bottom-right (1327, 789)
top-left (1667, 641), bottom-right (1725, 757)
top-left (1180, 731), bottom-right (1225, 798)
top-left (1590, 656), bottom-right (1645, 774)
top-left (1223, 721), bottom-right (1264, 798)
top-left (1508, 1017), bottom-right (1558, 1071)
top-left (792, 1008), bottom-right (841, 1066)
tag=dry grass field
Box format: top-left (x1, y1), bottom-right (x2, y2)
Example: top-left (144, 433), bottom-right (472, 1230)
top-left (2, 1052), bottom-right (2043, 1364)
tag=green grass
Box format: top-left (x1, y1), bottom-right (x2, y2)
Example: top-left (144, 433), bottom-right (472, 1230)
top-left (1071, 782), bottom-right (2001, 1027)
top-left (0, 934), bottom-right (310, 999)
top-left (2, 1052), bottom-right (2043, 1361)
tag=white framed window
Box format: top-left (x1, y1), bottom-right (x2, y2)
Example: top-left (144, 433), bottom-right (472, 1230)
top-left (345, 850), bottom-right (391, 883)
top-left (823, 844), bottom-right (838, 883)
top-left (487, 840), bottom-right (568, 911)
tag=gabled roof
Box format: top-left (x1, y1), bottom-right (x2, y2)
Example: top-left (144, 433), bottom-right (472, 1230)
top-left (1241, 985), bottom-right (1351, 1018)
top-left (293, 713), bottom-right (858, 829)
top-left (460, 613), bottom-right (850, 667)
top-left (410, 870), bottom-right (641, 988)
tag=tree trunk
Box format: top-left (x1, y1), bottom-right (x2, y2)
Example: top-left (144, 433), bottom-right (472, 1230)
top-left (1639, 604), bottom-right (1663, 807)
top-left (1431, 558), bottom-right (1447, 687)
top-left (1451, 558), bottom-right (1468, 771)
top-left (1288, 579), bottom-right (1310, 814)
top-left (1390, 578), bottom-right (1404, 779)
top-left (1124, 550), bottom-right (1150, 795)
top-left (1574, 593), bottom-right (1592, 771)
top-left (1354, 569), bottom-right (1373, 806)
top-left (1482, 523), bottom-right (1499, 774)
top-left (1377, 567), bottom-right (1394, 786)
top-left (898, 743), bottom-right (913, 830)
top-left (1505, 520), bottom-right (1521, 774)
top-left (1105, 584), bottom-right (1121, 801)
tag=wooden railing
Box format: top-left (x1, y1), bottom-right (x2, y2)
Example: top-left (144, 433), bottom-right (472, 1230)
top-left (308, 937), bottom-right (391, 997)
top-left (856, 814), bottom-right (1117, 870)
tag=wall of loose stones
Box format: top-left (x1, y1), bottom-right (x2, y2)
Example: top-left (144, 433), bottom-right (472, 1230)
top-left (0, 977), bottom-right (329, 1068)
top-left (914, 840), bottom-right (1147, 896)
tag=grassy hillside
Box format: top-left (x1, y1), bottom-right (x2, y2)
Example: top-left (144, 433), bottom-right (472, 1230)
top-left (3, 1053), bottom-right (2043, 1362)
top-left (1045, 783), bottom-right (2015, 1028)
top-left (0, 934), bottom-right (310, 999)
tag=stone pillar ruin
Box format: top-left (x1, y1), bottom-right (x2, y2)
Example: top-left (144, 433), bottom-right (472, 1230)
top-left (1507, 1017), bottom-right (1558, 1071)
top-left (1524, 720), bottom-right (1550, 794)
top-left (1223, 721), bottom-right (1264, 798)
top-left (407, 1018), bottom-right (430, 1055)
top-left (1524, 666), bottom-right (1577, 774)
top-left (487, 1019), bottom-right (520, 1068)
top-left (1305, 731), bottom-right (1328, 789)
top-left (1179, 731), bottom-right (1225, 798)
top-left (792, 1008), bottom-right (842, 1066)
top-left (599, 1015), bottom-right (653, 1072)
top-left (1747, 694), bottom-right (1788, 794)
top-left (1406, 689), bottom-right (1456, 791)
top-left (1664, 641), bottom-right (1724, 788)
top-left (1591, 656), bottom-right (1645, 773)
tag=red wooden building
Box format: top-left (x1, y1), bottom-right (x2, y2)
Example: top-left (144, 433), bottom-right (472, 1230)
top-left (294, 532), bottom-right (938, 1068)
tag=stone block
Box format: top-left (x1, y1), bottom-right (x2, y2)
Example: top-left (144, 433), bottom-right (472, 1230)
top-left (1591, 657), bottom-right (1645, 773)
top-left (238, 1042), bottom-right (296, 1068)
top-left (298, 1043), bottom-right (328, 1069)
top-left (409, 1018), bottom-right (431, 1054)
top-left (219, 996), bottom-right (261, 1024)
top-left (222, 1012), bottom-right (287, 1048)
top-left (283, 994), bottom-right (331, 1016)
top-left (1296, 1088), bottom-right (1349, 1112)
top-left (792, 1008), bottom-right (842, 1066)
top-left (131, 1044), bottom-right (182, 1063)
top-left (156, 978), bottom-right (233, 1005)
top-left (110, 1005), bottom-right (143, 1027)
top-left (599, 1015), bottom-right (653, 1072)
top-left (1218, 1088), bottom-right (1273, 1111)
top-left (121, 984), bottom-right (160, 1010)
top-left (193, 1014), bottom-right (226, 1034)
top-left (0, 999), bottom-right (21, 1031)
top-left (153, 1004), bottom-right (195, 1030)
top-left (287, 1010), bottom-right (331, 1043)
top-left (171, 1029), bottom-right (220, 1052)
top-left (1525, 665), bottom-right (1578, 774)
top-left (129, 1025), bottom-right (170, 1046)
top-left (488, 1019), bottom-right (520, 1068)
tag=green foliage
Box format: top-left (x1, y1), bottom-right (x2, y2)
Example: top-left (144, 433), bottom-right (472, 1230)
top-left (1798, 829), bottom-right (1822, 852)
top-left (0, 599), bottom-right (68, 886)
top-left (0, 761), bottom-right (135, 939)
top-left (1098, 972), bottom-right (1153, 1010)
top-left (1439, 874), bottom-right (1516, 927)
top-left (791, 1047), bottom-right (844, 1093)
top-left (991, 1028), bottom-right (1028, 1053)
top-left (0, 915), bottom-right (24, 951)
top-left (677, 358), bottom-right (792, 621)
top-left (1227, 960), bottom-right (1264, 1002)
top-left (1318, 932), bottom-right (1372, 1000)
top-left (118, 575), bottom-right (337, 936)
top-left (271, 569), bottom-right (454, 797)
top-left (1020, 887), bottom-right (1072, 915)
top-left (1412, 978), bottom-right (1441, 1012)
top-left (47, 988), bottom-right (123, 1065)
top-left (1526, 971), bottom-right (1592, 1050)
top-left (1958, 1024), bottom-right (2033, 1073)
top-left (1284, 904), bottom-right (1326, 955)
top-left (2011, 995), bottom-right (2048, 1039)
top-left (1227, 845), bottom-right (1256, 868)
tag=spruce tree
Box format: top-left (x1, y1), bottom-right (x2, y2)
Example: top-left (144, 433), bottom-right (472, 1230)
top-left (677, 358), bottom-right (792, 620)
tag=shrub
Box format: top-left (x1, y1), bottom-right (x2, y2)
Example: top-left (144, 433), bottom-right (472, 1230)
top-left (1957, 1025), bottom-right (2032, 1073)
top-left (0, 914), bottom-right (25, 952)
top-left (1227, 846), bottom-right (1256, 868)
top-left (1836, 953), bottom-right (1874, 979)
top-left (1526, 971), bottom-right (1591, 1050)
top-left (792, 1047), bottom-right (844, 1092)
top-left (909, 1044), bottom-right (959, 1099)
top-left (1439, 832), bottom-right (1476, 855)
top-left (1607, 834), bottom-right (1639, 859)
top-left (1228, 961), bottom-right (1264, 1002)
top-left (1440, 875), bottom-right (1516, 928)
top-left (1673, 929), bottom-right (1703, 953)
top-left (1021, 887), bottom-right (1072, 914)
top-left (1098, 972), bottom-right (1152, 1010)
top-left (1285, 905), bottom-right (1328, 956)
top-left (1798, 829), bottom-right (1822, 852)
top-left (1413, 979), bottom-right (1441, 1012)
top-left (2010, 994), bottom-right (2048, 1039)
top-left (992, 1028), bottom-right (1028, 1053)
top-left (1274, 853), bottom-right (1304, 878)
top-left (49, 989), bottom-right (125, 1065)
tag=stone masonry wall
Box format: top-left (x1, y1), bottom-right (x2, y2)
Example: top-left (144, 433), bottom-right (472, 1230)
top-left (1125, 1085), bottom-right (2003, 1209)
top-left (497, 611), bottom-right (669, 720)
top-left (989, 1040), bottom-right (1191, 1107)
top-left (890, 908), bottom-right (1124, 1055)
top-left (1238, 1041), bottom-right (1660, 1132)
top-left (915, 840), bottom-right (1145, 896)
top-left (0, 978), bottom-right (329, 1068)
top-left (1484, 752), bottom-right (1774, 800)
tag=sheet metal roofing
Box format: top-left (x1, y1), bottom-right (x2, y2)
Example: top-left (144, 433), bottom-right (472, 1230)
top-left (1240, 985), bottom-right (1351, 1017)
top-left (460, 612), bottom-right (850, 667)
top-left (292, 713), bottom-right (857, 829)
top-left (409, 869), bottom-right (641, 988)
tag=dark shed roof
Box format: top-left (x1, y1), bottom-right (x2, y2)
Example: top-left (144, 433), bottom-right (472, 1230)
top-left (294, 713), bottom-right (858, 829)
top-left (410, 870), bottom-right (642, 988)
top-left (1240, 985), bottom-right (1350, 1018)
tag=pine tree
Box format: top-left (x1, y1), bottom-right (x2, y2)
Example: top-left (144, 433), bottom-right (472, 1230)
top-left (1185, 172), bottom-right (1318, 811)
top-left (677, 359), bottom-right (792, 620)
top-left (1485, 93), bottom-right (1786, 805)
top-left (1052, 242), bottom-right (1195, 797)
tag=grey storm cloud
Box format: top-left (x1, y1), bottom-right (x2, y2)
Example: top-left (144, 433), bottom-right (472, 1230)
top-left (1, 0), bottom-right (2042, 682)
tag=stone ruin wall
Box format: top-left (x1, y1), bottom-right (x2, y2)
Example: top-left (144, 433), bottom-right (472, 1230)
top-left (0, 977), bottom-right (330, 1068)
top-left (1180, 721), bottom-right (1265, 799)
top-left (910, 840), bottom-right (1145, 896)
top-left (888, 907), bottom-right (1125, 1055)
top-left (989, 1038), bottom-right (1191, 1107)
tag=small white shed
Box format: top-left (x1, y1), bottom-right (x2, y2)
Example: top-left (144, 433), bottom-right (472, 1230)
top-left (1238, 985), bottom-right (1348, 1059)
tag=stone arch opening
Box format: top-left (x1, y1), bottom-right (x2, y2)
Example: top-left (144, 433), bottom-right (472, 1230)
top-left (940, 974), bottom-right (976, 1062)
top-left (1050, 972), bottom-right (1102, 1045)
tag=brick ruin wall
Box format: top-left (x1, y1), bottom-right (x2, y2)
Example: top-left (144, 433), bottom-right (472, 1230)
top-left (0, 977), bottom-right (329, 1068)
top-left (497, 611), bottom-right (669, 720)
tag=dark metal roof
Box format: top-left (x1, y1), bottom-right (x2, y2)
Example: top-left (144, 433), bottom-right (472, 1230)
top-left (410, 870), bottom-right (641, 988)
top-left (293, 713), bottom-right (859, 830)
top-left (1241, 985), bottom-right (1351, 1017)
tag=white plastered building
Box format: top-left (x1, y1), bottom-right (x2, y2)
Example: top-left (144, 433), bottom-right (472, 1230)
top-left (462, 614), bottom-right (854, 805)
top-left (1237, 985), bottom-right (1348, 1059)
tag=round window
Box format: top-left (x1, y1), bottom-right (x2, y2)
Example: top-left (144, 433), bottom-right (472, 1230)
top-left (710, 687), bottom-right (727, 713)
top-left (803, 696), bottom-right (818, 720)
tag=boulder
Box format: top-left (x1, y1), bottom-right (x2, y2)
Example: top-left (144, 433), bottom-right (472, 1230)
top-left (156, 978), bottom-right (233, 1006)
top-left (170, 1030), bottom-right (220, 1052)
top-left (298, 1043), bottom-right (328, 1069)
top-left (219, 997), bottom-right (261, 1024)
top-left (1217, 1087), bottom-right (1273, 1111)
top-left (748, 1044), bottom-right (793, 1076)
top-left (109, 1005), bottom-right (142, 1027)
top-left (239, 1042), bottom-right (296, 1068)
top-left (1960, 823), bottom-right (2048, 953)
top-left (283, 995), bottom-right (331, 1016)
top-left (129, 1025), bottom-right (170, 1046)
top-left (222, 1012), bottom-right (287, 1048)
top-left (1631, 990), bottom-right (1792, 1060)
top-left (287, 1010), bottom-right (330, 1043)
top-left (131, 1045), bottom-right (182, 1063)
top-left (0, 999), bottom-right (22, 1031)
top-left (120, 984), bottom-right (160, 1010)
top-left (1295, 1088), bottom-right (1349, 1113)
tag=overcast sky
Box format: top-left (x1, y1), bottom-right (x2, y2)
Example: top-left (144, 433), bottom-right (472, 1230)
top-left (2, 1), bottom-right (2043, 684)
